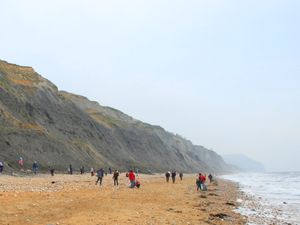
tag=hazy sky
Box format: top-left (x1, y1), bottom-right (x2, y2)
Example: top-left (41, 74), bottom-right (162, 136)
top-left (1, 0), bottom-right (299, 172)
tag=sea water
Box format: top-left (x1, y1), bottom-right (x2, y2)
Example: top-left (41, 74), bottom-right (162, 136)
top-left (222, 172), bottom-right (300, 225)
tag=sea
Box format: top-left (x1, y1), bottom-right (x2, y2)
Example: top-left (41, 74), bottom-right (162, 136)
top-left (222, 172), bottom-right (300, 225)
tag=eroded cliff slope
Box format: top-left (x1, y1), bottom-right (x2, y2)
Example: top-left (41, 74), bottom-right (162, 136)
top-left (0, 60), bottom-right (232, 173)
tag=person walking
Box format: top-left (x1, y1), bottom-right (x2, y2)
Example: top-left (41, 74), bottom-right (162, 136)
top-left (165, 171), bottom-right (171, 183)
top-left (18, 157), bottom-right (24, 170)
top-left (80, 166), bottom-right (85, 174)
top-left (50, 167), bottom-right (55, 176)
top-left (128, 170), bottom-right (136, 188)
top-left (109, 167), bottom-right (112, 174)
top-left (113, 170), bottom-right (119, 186)
top-left (96, 168), bottom-right (104, 186)
top-left (196, 173), bottom-right (202, 191)
top-left (90, 168), bottom-right (95, 176)
top-left (68, 164), bottom-right (73, 175)
top-left (32, 161), bottom-right (39, 174)
top-left (171, 171), bottom-right (176, 184)
top-left (179, 172), bottom-right (183, 181)
top-left (208, 174), bottom-right (213, 183)
top-left (0, 161), bottom-right (3, 174)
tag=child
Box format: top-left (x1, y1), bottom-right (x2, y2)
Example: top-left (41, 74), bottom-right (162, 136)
top-left (135, 180), bottom-right (141, 188)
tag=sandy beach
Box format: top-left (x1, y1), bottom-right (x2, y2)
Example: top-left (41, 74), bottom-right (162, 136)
top-left (0, 173), bottom-right (246, 225)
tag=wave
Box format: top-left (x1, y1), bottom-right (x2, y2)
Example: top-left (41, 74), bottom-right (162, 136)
top-left (222, 172), bottom-right (300, 225)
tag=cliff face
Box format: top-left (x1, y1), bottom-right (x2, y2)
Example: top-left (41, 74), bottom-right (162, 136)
top-left (0, 60), bottom-right (232, 173)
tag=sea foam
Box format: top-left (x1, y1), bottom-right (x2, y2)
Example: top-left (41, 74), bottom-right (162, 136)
top-left (222, 172), bottom-right (300, 225)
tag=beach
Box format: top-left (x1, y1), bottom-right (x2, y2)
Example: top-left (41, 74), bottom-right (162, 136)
top-left (0, 173), bottom-right (246, 225)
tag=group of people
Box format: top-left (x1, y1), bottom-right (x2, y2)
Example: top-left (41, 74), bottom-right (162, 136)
top-left (196, 173), bottom-right (213, 191)
top-left (165, 171), bottom-right (183, 183)
top-left (94, 168), bottom-right (140, 188)
top-left (88, 167), bottom-right (119, 186)
top-left (127, 170), bottom-right (140, 188)
top-left (0, 159), bottom-right (56, 176)
top-left (0, 159), bottom-right (216, 192)
top-left (0, 159), bottom-right (43, 175)
top-left (164, 171), bottom-right (214, 191)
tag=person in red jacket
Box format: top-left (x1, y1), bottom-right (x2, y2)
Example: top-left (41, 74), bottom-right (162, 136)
top-left (200, 174), bottom-right (207, 191)
top-left (200, 174), bottom-right (206, 183)
top-left (128, 170), bottom-right (136, 188)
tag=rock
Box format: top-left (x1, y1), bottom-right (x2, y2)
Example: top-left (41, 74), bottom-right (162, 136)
top-left (210, 213), bottom-right (230, 220)
top-left (226, 202), bottom-right (236, 206)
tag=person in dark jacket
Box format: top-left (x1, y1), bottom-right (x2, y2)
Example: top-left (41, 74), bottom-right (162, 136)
top-left (165, 171), bottom-right (171, 183)
top-left (0, 161), bottom-right (3, 174)
top-left (80, 166), bottom-right (85, 174)
top-left (50, 167), bottom-right (55, 176)
top-left (171, 171), bottom-right (176, 183)
top-left (208, 174), bottom-right (213, 183)
top-left (68, 164), bottom-right (73, 175)
top-left (196, 173), bottom-right (202, 191)
top-left (179, 172), bottom-right (183, 181)
top-left (96, 168), bottom-right (104, 186)
top-left (32, 161), bottom-right (39, 174)
top-left (113, 170), bottom-right (120, 186)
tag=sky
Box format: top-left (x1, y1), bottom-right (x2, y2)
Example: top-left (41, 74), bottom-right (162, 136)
top-left (0, 0), bottom-right (299, 172)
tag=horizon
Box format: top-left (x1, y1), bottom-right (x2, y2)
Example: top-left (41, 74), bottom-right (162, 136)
top-left (1, 0), bottom-right (299, 172)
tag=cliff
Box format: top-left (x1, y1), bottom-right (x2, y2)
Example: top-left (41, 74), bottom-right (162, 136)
top-left (0, 59), bottom-right (232, 173)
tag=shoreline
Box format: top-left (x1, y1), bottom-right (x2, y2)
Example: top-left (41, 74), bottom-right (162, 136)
top-left (231, 183), bottom-right (291, 225)
top-left (222, 173), bottom-right (300, 225)
top-left (0, 173), bottom-right (246, 225)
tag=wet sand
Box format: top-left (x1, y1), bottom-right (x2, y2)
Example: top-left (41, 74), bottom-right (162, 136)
top-left (0, 173), bottom-right (246, 225)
